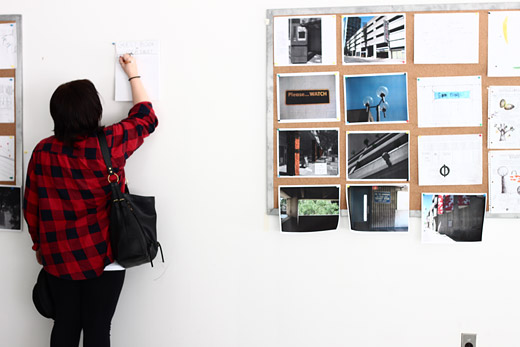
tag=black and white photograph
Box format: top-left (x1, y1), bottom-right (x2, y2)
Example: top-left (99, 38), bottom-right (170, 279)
top-left (347, 184), bottom-right (409, 232)
top-left (274, 15), bottom-right (337, 66)
top-left (347, 131), bottom-right (409, 180)
top-left (277, 72), bottom-right (340, 122)
top-left (342, 14), bottom-right (406, 65)
top-left (422, 193), bottom-right (486, 243)
top-left (0, 186), bottom-right (21, 231)
top-left (344, 73), bottom-right (408, 124)
top-left (279, 185), bottom-right (340, 232)
top-left (278, 129), bottom-right (339, 177)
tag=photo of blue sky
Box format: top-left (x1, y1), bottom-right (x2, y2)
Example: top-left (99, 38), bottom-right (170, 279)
top-left (345, 73), bottom-right (408, 123)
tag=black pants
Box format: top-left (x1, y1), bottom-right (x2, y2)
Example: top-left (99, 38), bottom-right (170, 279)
top-left (45, 270), bottom-right (125, 347)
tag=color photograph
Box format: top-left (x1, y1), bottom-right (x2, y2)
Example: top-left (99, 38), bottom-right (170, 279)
top-left (422, 193), bottom-right (486, 243)
top-left (277, 72), bottom-right (340, 122)
top-left (344, 73), bottom-right (408, 124)
top-left (279, 185), bottom-right (340, 232)
top-left (342, 14), bottom-right (406, 65)
top-left (347, 184), bottom-right (409, 232)
top-left (278, 129), bottom-right (339, 177)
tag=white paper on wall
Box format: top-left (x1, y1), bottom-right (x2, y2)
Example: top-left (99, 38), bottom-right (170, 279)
top-left (414, 13), bottom-right (479, 64)
top-left (114, 40), bottom-right (160, 102)
top-left (0, 23), bottom-right (17, 69)
top-left (488, 150), bottom-right (520, 213)
top-left (418, 134), bottom-right (482, 186)
top-left (488, 86), bottom-right (520, 149)
top-left (0, 78), bottom-right (14, 123)
top-left (488, 11), bottom-right (520, 77)
top-left (0, 136), bottom-right (14, 181)
top-left (417, 76), bottom-right (482, 128)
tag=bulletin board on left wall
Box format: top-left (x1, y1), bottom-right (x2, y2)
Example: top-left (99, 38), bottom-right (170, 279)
top-left (0, 15), bottom-right (22, 232)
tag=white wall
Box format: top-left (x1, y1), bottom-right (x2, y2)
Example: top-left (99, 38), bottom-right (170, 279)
top-left (1, 0), bottom-right (519, 346)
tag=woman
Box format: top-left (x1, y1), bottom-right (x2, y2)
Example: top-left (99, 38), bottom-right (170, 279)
top-left (23, 54), bottom-right (158, 347)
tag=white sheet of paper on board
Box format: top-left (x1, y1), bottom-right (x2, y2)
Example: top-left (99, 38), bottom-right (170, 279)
top-left (417, 76), bottom-right (482, 128)
top-left (488, 11), bottom-right (520, 77)
top-left (0, 78), bottom-right (14, 123)
top-left (488, 86), bottom-right (520, 149)
top-left (0, 136), bottom-right (14, 181)
top-left (0, 23), bottom-right (17, 69)
top-left (489, 150), bottom-right (520, 213)
top-left (114, 40), bottom-right (160, 101)
top-left (414, 13), bottom-right (479, 64)
top-left (418, 134), bottom-right (482, 186)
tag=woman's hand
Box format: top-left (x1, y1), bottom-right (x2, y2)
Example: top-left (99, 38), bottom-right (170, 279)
top-left (119, 53), bottom-right (139, 79)
top-left (35, 249), bottom-right (42, 265)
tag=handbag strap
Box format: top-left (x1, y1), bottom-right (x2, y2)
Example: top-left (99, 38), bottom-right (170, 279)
top-left (96, 130), bottom-right (119, 185)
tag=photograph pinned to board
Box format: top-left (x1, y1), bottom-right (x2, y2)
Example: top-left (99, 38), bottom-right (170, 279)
top-left (342, 13), bottom-right (406, 65)
top-left (0, 136), bottom-right (14, 181)
top-left (277, 128), bottom-right (339, 177)
top-left (114, 40), bottom-right (160, 101)
top-left (0, 22), bottom-right (17, 69)
top-left (346, 184), bottom-right (409, 232)
top-left (414, 12), bottom-right (479, 64)
top-left (273, 15), bottom-right (337, 66)
top-left (417, 76), bottom-right (483, 128)
top-left (347, 131), bottom-right (409, 181)
top-left (277, 72), bottom-right (340, 122)
top-left (279, 185), bottom-right (340, 232)
top-left (0, 77), bottom-right (14, 123)
top-left (422, 193), bottom-right (486, 243)
top-left (488, 86), bottom-right (520, 149)
top-left (488, 150), bottom-right (520, 213)
top-left (344, 72), bottom-right (408, 124)
top-left (417, 134), bottom-right (483, 186)
top-left (0, 185), bottom-right (21, 231)
top-left (488, 11), bottom-right (520, 77)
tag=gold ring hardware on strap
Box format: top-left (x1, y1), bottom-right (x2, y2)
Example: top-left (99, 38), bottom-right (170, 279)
top-left (107, 173), bottom-right (119, 183)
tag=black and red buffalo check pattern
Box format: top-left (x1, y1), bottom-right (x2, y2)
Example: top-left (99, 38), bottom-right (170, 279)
top-left (24, 102), bottom-right (158, 280)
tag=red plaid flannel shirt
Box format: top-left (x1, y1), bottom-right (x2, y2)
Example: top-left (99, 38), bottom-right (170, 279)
top-left (23, 102), bottom-right (158, 280)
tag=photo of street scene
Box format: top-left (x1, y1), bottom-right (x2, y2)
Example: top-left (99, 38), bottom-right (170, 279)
top-left (279, 185), bottom-right (340, 232)
top-left (0, 186), bottom-right (21, 231)
top-left (344, 73), bottom-right (408, 123)
top-left (347, 184), bottom-right (409, 232)
top-left (422, 193), bottom-right (486, 243)
top-left (277, 72), bottom-right (339, 122)
top-left (347, 131), bottom-right (409, 180)
top-left (278, 129), bottom-right (339, 177)
top-left (342, 14), bottom-right (406, 65)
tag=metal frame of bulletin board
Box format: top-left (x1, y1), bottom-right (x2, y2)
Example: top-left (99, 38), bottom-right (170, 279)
top-left (0, 15), bottom-right (23, 231)
top-left (266, 3), bottom-right (520, 218)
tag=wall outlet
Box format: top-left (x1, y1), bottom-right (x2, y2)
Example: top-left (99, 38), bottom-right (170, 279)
top-left (461, 333), bottom-right (477, 347)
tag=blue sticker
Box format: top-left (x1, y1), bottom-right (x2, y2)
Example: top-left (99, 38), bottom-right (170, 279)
top-left (434, 91), bottom-right (470, 100)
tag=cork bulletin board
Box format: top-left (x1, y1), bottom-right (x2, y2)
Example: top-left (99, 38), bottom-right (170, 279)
top-left (0, 15), bottom-right (23, 231)
top-left (266, 3), bottom-right (520, 216)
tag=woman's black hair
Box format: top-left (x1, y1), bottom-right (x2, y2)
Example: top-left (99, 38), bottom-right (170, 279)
top-left (50, 79), bottom-right (102, 146)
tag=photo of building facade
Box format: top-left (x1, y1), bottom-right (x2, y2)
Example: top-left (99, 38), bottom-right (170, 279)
top-left (422, 194), bottom-right (486, 242)
top-left (347, 185), bottom-right (408, 232)
top-left (343, 14), bottom-right (406, 64)
top-left (278, 129), bottom-right (339, 177)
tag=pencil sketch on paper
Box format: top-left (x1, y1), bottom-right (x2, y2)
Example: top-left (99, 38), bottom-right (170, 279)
top-left (0, 23), bottom-right (17, 69)
top-left (0, 136), bottom-right (14, 182)
top-left (0, 78), bottom-right (14, 123)
top-left (488, 150), bottom-right (520, 213)
top-left (488, 86), bottom-right (520, 149)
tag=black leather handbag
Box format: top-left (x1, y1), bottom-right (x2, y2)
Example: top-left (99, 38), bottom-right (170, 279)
top-left (97, 131), bottom-right (164, 268)
top-left (32, 268), bottom-right (55, 319)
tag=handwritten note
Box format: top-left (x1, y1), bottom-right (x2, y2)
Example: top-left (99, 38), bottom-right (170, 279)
top-left (114, 40), bottom-right (160, 102)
